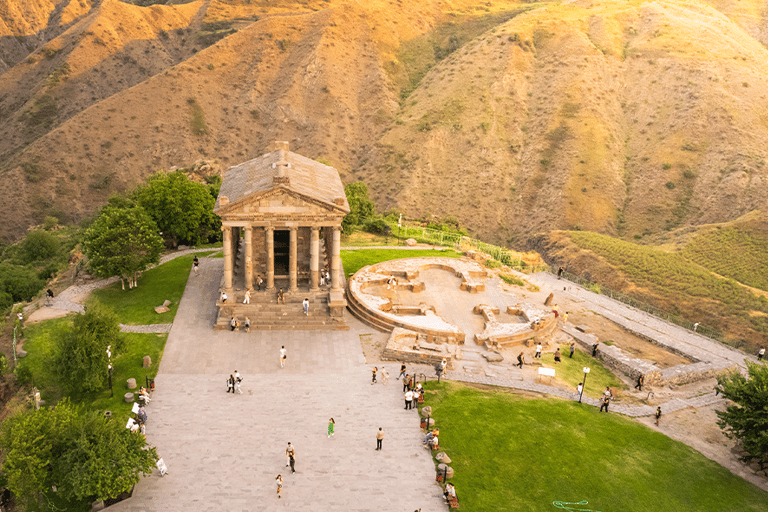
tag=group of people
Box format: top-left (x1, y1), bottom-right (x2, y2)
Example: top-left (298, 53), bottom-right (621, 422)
top-left (226, 370), bottom-right (243, 395)
top-left (229, 316), bottom-right (251, 332)
top-left (128, 404), bottom-right (148, 436)
top-left (371, 366), bottom-right (389, 384)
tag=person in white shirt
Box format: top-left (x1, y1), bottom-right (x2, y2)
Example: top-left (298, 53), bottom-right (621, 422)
top-left (302, 298), bottom-right (309, 315)
top-left (405, 389), bottom-right (414, 409)
top-left (280, 346), bottom-right (287, 368)
top-left (243, 289), bottom-right (251, 304)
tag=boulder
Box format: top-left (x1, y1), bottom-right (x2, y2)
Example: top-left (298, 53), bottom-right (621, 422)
top-left (124, 392), bottom-right (134, 403)
top-left (481, 351), bottom-right (504, 362)
top-left (544, 293), bottom-right (554, 306)
top-left (155, 305), bottom-right (170, 314)
top-left (405, 238), bottom-right (417, 246)
top-left (424, 418), bottom-right (435, 428)
top-left (143, 356), bottom-right (152, 368)
top-left (162, 300), bottom-right (171, 307)
top-left (437, 463), bottom-right (454, 479)
top-left (436, 452), bottom-right (452, 463)
top-left (126, 378), bottom-right (137, 389)
top-left (421, 406), bottom-right (432, 416)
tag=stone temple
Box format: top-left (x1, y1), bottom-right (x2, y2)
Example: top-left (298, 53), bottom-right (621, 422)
top-left (212, 141), bottom-right (350, 330)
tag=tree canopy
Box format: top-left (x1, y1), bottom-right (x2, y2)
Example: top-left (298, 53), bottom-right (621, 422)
top-left (82, 205), bottom-right (164, 289)
top-left (0, 400), bottom-right (157, 507)
top-left (716, 361), bottom-right (768, 470)
top-left (342, 182), bottom-right (375, 233)
top-left (136, 170), bottom-right (220, 247)
top-left (54, 303), bottom-right (124, 393)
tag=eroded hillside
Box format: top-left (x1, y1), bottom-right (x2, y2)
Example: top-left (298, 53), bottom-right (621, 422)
top-left (0, 0), bottom-right (767, 244)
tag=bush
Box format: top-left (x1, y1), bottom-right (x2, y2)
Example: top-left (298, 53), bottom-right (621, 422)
top-left (500, 274), bottom-right (525, 286)
top-left (20, 230), bottom-right (60, 262)
top-left (484, 259), bottom-right (501, 269)
top-left (14, 364), bottom-right (32, 385)
top-left (364, 219), bottom-right (391, 236)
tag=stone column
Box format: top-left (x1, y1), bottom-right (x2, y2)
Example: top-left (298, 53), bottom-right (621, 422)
top-left (331, 226), bottom-right (342, 290)
top-left (289, 226), bottom-right (298, 292)
top-left (222, 226), bottom-right (233, 291)
top-left (310, 226), bottom-right (320, 291)
top-left (244, 225), bottom-right (253, 290)
top-left (266, 227), bottom-right (275, 290)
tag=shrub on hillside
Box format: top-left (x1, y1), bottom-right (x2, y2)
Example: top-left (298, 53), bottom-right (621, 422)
top-left (20, 230), bottom-right (60, 263)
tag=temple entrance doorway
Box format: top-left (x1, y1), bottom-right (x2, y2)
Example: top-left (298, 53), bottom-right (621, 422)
top-left (274, 230), bottom-right (290, 277)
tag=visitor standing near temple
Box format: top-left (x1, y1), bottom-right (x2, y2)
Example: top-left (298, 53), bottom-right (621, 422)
top-left (376, 427), bottom-right (385, 450)
top-left (405, 389), bottom-right (414, 410)
top-left (285, 443), bottom-right (296, 473)
top-left (302, 297), bottom-right (309, 315)
top-left (758, 347), bottom-right (765, 361)
top-left (276, 475), bottom-right (283, 498)
top-left (635, 375), bottom-right (644, 391)
top-left (554, 348), bottom-right (561, 363)
top-left (371, 366), bottom-right (377, 384)
top-left (569, 342), bottom-right (575, 358)
top-left (328, 418), bottom-right (335, 438)
top-left (193, 256), bottom-right (199, 276)
top-left (517, 352), bottom-right (524, 368)
top-left (599, 395), bottom-right (610, 413)
top-left (398, 363), bottom-right (407, 380)
top-left (535, 342), bottom-right (542, 359)
top-left (280, 346), bottom-right (287, 368)
top-left (655, 406), bottom-right (662, 426)
top-left (243, 289), bottom-right (251, 304)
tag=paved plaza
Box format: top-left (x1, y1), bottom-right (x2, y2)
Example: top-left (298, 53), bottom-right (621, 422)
top-left (110, 258), bottom-right (446, 511)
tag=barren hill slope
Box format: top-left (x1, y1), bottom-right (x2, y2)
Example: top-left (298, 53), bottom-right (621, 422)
top-left (357, 0), bottom-right (768, 245)
top-left (0, 2), bottom-right (396, 234)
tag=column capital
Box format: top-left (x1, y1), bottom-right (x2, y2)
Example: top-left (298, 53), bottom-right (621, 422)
top-left (266, 226), bottom-right (275, 233)
top-left (221, 225), bottom-right (232, 233)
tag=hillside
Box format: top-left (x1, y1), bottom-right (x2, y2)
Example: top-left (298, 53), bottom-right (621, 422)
top-left (530, 211), bottom-right (768, 352)
top-left (0, 0), bottom-right (767, 245)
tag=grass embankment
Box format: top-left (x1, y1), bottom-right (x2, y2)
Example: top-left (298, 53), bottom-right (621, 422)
top-left (341, 248), bottom-right (462, 278)
top-left (538, 344), bottom-right (626, 400)
top-left (567, 231), bottom-right (768, 349)
top-left (422, 381), bottom-right (768, 512)
top-left (90, 253), bottom-right (202, 325)
top-left (17, 252), bottom-right (197, 415)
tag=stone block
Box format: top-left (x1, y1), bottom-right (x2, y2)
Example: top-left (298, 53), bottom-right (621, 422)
top-left (126, 378), bottom-right (137, 389)
top-left (124, 392), bottom-right (134, 403)
top-left (421, 406), bottom-right (432, 416)
top-left (481, 351), bottom-right (504, 362)
top-left (162, 300), bottom-right (171, 307)
top-left (437, 464), bottom-right (454, 479)
top-left (436, 452), bottom-right (452, 463)
top-left (575, 324), bottom-right (592, 333)
top-left (155, 306), bottom-right (170, 314)
top-left (143, 356), bottom-right (152, 368)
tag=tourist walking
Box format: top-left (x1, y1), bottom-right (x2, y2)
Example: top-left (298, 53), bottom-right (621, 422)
top-left (381, 367), bottom-right (389, 385)
top-left (402, 374), bottom-right (410, 393)
top-left (405, 389), bottom-right (414, 409)
top-left (226, 374), bottom-right (234, 393)
top-left (276, 475), bottom-right (283, 498)
top-left (577, 383), bottom-right (583, 398)
top-left (376, 427), bottom-right (385, 450)
top-left (243, 289), bottom-right (251, 304)
top-left (371, 366), bottom-right (378, 384)
top-left (244, 316), bottom-right (251, 333)
top-left (599, 395), bottom-right (610, 413)
top-left (233, 370), bottom-right (243, 395)
top-left (398, 363), bottom-right (407, 380)
top-left (302, 297), bottom-right (309, 315)
top-left (655, 406), bottom-right (662, 426)
top-left (634, 375), bottom-right (644, 391)
top-left (280, 346), bottom-right (287, 368)
top-left (193, 256), bottom-right (199, 276)
top-left (563, 311), bottom-right (569, 324)
top-left (517, 352), bottom-right (524, 368)
top-left (569, 342), bottom-right (575, 358)
top-left (758, 347), bottom-right (765, 361)
top-left (328, 418), bottom-right (335, 438)
top-left (535, 342), bottom-right (542, 359)
top-left (592, 342), bottom-right (599, 357)
top-left (277, 288), bottom-right (285, 304)
top-left (285, 443), bottom-right (296, 473)
top-left (229, 316), bottom-right (237, 331)
top-left (256, 275), bottom-right (263, 291)
top-left (412, 388), bottom-right (420, 408)
top-left (220, 291), bottom-right (228, 303)
top-left (554, 348), bottom-right (561, 363)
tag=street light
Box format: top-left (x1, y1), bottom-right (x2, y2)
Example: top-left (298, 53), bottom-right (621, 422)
top-left (578, 367), bottom-right (590, 403)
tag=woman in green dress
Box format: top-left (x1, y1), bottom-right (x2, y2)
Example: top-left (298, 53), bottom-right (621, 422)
top-left (328, 418), bottom-right (335, 438)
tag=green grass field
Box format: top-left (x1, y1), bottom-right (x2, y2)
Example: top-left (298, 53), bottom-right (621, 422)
top-left (422, 381), bottom-right (768, 512)
top-left (341, 248), bottom-right (463, 278)
top-left (90, 253), bottom-right (198, 325)
top-left (538, 344), bottom-right (626, 399)
top-left (18, 318), bottom-right (166, 416)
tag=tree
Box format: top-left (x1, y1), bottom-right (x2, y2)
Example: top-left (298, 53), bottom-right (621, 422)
top-left (136, 170), bottom-right (220, 247)
top-left (54, 303), bottom-right (124, 393)
top-left (0, 400), bottom-right (157, 508)
top-left (716, 361), bottom-right (768, 470)
top-left (82, 205), bottom-right (164, 289)
top-left (342, 182), bottom-right (375, 233)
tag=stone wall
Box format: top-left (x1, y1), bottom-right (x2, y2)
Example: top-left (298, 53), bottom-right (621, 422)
top-left (382, 328), bottom-right (462, 367)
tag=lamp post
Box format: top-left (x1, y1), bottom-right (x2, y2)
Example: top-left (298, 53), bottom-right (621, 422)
top-left (107, 346), bottom-right (113, 398)
top-left (578, 367), bottom-right (590, 403)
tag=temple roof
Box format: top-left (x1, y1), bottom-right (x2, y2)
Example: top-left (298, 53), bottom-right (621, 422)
top-left (214, 142), bottom-right (350, 215)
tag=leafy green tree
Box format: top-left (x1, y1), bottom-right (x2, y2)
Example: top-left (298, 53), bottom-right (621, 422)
top-left (0, 399), bottom-right (77, 508)
top-left (136, 170), bottom-right (220, 247)
top-left (716, 361), bottom-right (768, 470)
top-left (51, 409), bottom-right (158, 502)
top-left (342, 182), bottom-right (375, 233)
top-left (20, 230), bottom-right (60, 262)
top-left (54, 304), bottom-right (124, 393)
top-left (0, 400), bottom-right (157, 508)
top-left (82, 205), bottom-right (164, 289)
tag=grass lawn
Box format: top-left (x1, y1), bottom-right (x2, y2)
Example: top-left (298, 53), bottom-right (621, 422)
top-left (421, 381), bottom-right (768, 512)
top-left (538, 343), bottom-right (627, 400)
top-left (90, 253), bottom-right (197, 325)
top-left (341, 248), bottom-right (463, 278)
top-left (18, 317), bottom-right (167, 416)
